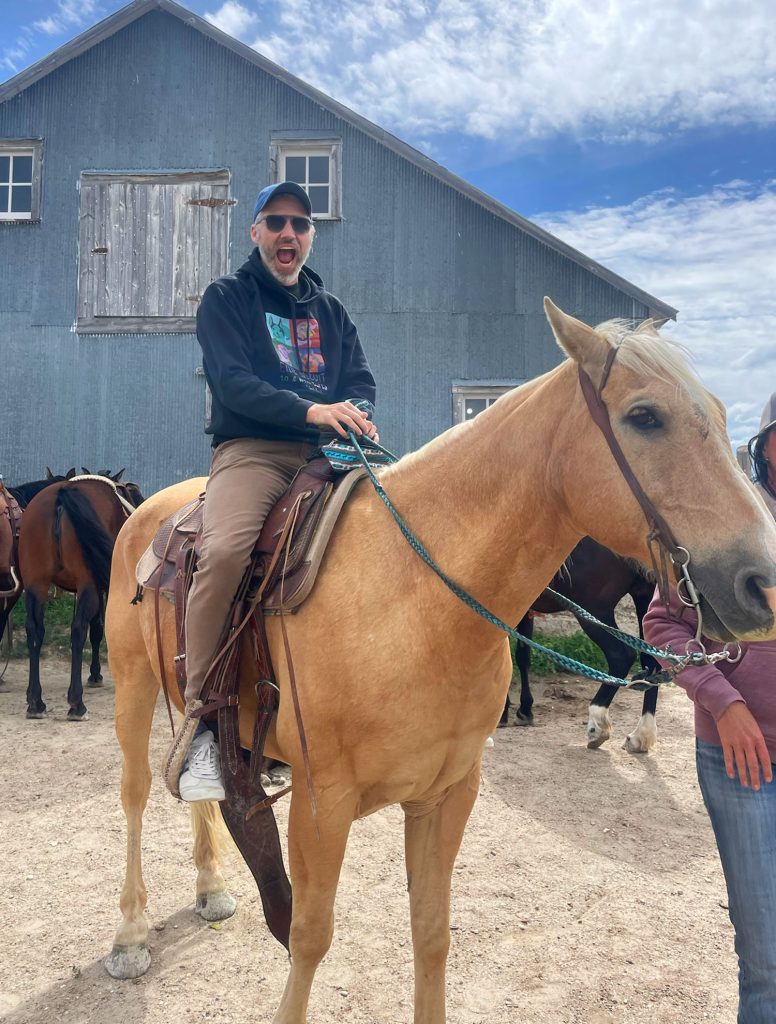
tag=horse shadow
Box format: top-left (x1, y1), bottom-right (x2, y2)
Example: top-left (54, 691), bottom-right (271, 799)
top-left (1, 907), bottom-right (207, 1024)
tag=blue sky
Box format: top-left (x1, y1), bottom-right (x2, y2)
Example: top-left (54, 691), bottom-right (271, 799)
top-left (3, 0), bottom-right (775, 448)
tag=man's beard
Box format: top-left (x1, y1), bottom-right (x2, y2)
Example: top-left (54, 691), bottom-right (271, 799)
top-left (259, 241), bottom-right (312, 286)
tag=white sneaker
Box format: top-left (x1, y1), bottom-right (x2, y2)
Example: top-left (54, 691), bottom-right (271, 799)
top-left (178, 730), bottom-right (226, 802)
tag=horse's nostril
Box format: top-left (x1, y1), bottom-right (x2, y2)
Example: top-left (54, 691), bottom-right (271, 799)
top-left (738, 570), bottom-right (773, 615)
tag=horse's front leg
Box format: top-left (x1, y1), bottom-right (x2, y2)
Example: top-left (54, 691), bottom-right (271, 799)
top-left (0, 593), bottom-right (19, 688)
top-left (624, 682), bottom-right (659, 753)
top-left (87, 594), bottom-right (105, 687)
top-left (273, 793), bottom-right (355, 1024)
top-left (403, 761), bottom-right (481, 1024)
top-left (67, 585), bottom-right (100, 720)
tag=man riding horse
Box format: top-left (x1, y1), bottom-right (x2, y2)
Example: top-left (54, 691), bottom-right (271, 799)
top-left (176, 180), bottom-right (378, 800)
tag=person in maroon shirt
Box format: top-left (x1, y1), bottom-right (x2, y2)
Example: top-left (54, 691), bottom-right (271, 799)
top-left (643, 393), bottom-right (776, 1024)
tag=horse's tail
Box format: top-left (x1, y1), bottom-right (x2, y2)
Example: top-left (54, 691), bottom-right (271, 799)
top-left (191, 800), bottom-right (234, 863)
top-left (55, 485), bottom-right (115, 595)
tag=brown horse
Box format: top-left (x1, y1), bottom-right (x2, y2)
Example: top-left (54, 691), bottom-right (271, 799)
top-left (104, 300), bottom-right (776, 1021)
top-left (0, 468), bottom-right (77, 650)
top-left (19, 473), bottom-right (144, 721)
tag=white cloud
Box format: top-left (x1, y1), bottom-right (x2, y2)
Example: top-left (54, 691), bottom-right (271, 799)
top-left (3, 1), bottom-right (102, 72)
top-left (204, 1), bottom-right (259, 38)
top-left (33, 1), bottom-right (102, 36)
top-left (532, 180), bottom-right (776, 448)
top-left (234, 0), bottom-right (776, 145)
top-left (1, 42), bottom-right (30, 73)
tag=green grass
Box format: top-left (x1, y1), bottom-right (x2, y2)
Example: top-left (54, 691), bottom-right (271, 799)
top-left (511, 628), bottom-right (609, 676)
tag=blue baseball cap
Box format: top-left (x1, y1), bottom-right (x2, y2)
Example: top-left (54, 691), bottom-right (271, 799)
top-left (252, 181), bottom-right (312, 222)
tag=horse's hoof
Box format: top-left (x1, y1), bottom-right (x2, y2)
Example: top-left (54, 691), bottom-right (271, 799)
top-left (587, 734), bottom-right (607, 749)
top-left (104, 944), bottom-right (151, 979)
top-left (26, 707), bottom-right (47, 720)
top-left (515, 712), bottom-right (534, 727)
top-left (196, 889), bottom-right (237, 922)
top-left (67, 708), bottom-right (89, 722)
top-left (88, 676), bottom-right (104, 688)
top-left (623, 733), bottom-right (654, 754)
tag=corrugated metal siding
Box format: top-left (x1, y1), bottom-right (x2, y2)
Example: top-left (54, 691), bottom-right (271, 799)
top-left (0, 8), bottom-right (653, 494)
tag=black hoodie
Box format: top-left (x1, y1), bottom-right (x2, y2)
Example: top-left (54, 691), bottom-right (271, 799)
top-left (197, 248), bottom-right (376, 445)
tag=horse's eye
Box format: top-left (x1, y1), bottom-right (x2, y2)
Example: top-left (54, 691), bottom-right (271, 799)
top-left (628, 407), bottom-right (662, 430)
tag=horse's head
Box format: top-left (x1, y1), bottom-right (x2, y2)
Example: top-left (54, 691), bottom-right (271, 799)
top-left (544, 297), bottom-right (776, 642)
top-left (120, 481), bottom-right (145, 508)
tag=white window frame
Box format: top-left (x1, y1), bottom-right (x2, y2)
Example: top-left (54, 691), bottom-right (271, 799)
top-left (0, 138), bottom-right (43, 222)
top-left (269, 138), bottom-right (342, 220)
top-left (452, 381), bottom-right (525, 424)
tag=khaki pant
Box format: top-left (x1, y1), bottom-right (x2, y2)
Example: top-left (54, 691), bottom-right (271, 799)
top-left (184, 436), bottom-right (315, 702)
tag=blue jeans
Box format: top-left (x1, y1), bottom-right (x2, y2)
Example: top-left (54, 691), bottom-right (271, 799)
top-left (696, 738), bottom-right (776, 1023)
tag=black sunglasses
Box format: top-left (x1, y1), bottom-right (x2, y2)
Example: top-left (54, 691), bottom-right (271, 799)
top-left (258, 214), bottom-right (313, 234)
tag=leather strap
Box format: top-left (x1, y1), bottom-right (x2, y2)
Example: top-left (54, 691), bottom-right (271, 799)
top-left (154, 525), bottom-right (179, 733)
top-left (578, 354), bottom-right (684, 603)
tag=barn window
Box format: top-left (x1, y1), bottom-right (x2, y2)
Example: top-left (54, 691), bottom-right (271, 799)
top-left (0, 139), bottom-right (43, 222)
top-left (76, 170), bottom-right (232, 334)
top-left (451, 382), bottom-right (524, 424)
top-left (270, 139), bottom-right (342, 219)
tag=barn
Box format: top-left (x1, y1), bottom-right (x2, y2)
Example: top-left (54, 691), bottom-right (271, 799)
top-left (0, 0), bottom-right (676, 493)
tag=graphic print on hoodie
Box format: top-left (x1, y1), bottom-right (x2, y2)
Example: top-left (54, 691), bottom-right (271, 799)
top-left (265, 313), bottom-right (327, 394)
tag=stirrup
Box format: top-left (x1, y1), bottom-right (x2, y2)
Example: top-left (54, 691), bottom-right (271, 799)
top-left (161, 698), bottom-right (204, 798)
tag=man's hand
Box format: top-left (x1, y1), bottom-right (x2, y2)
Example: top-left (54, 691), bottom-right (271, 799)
top-left (717, 701), bottom-right (773, 790)
top-left (306, 401), bottom-right (379, 441)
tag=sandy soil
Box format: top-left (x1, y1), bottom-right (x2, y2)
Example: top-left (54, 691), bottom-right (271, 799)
top-left (0, 648), bottom-right (737, 1024)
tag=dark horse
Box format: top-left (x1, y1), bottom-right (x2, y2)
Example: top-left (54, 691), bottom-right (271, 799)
top-left (501, 536), bottom-right (661, 752)
top-left (0, 469), bottom-right (77, 646)
top-left (19, 472), bottom-right (144, 720)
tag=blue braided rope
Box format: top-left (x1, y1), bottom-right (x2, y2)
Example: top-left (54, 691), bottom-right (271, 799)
top-left (543, 587), bottom-right (669, 659)
top-left (346, 431), bottom-right (676, 688)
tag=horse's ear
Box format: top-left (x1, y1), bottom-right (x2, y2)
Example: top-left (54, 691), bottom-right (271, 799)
top-left (82, 466), bottom-right (91, 474)
top-left (46, 467), bottom-right (54, 479)
top-left (543, 297), bottom-right (612, 387)
top-left (66, 467), bottom-right (76, 478)
top-left (112, 468), bottom-right (126, 482)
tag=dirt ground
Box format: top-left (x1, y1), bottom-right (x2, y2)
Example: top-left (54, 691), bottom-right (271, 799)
top-left (0, 635), bottom-right (738, 1024)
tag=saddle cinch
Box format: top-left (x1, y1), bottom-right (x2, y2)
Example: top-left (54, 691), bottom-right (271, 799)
top-left (136, 456), bottom-right (368, 951)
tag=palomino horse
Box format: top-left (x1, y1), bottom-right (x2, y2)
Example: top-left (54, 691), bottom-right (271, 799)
top-left (19, 472), bottom-right (144, 720)
top-left (104, 300), bottom-right (776, 1022)
top-left (503, 536), bottom-right (661, 751)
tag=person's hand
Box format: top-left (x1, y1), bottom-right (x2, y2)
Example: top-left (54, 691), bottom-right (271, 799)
top-left (716, 701), bottom-right (773, 790)
top-left (306, 401), bottom-right (374, 439)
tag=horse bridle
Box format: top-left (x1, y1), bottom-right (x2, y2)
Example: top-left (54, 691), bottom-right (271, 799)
top-left (578, 347), bottom-right (737, 659)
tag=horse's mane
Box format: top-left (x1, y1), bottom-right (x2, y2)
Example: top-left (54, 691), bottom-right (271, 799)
top-left (594, 318), bottom-right (703, 400)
